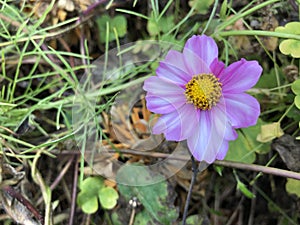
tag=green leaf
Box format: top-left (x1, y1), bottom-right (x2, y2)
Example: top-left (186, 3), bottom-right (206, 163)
top-left (147, 19), bottom-right (160, 36)
top-left (79, 176), bottom-right (104, 193)
top-left (159, 16), bottom-right (175, 34)
top-left (237, 180), bottom-right (255, 199)
top-left (279, 39), bottom-right (300, 58)
top-left (134, 210), bottom-right (157, 225)
top-left (285, 178), bottom-right (300, 198)
top-left (96, 14), bottom-right (127, 43)
top-left (219, 0), bottom-right (228, 20)
top-left (77, 192), bottom-right (99, 214)
top-left (295, 95), bottom-right (300, 109)
top-left (188, 0), bottom-right (215, 14)
top-left (275, 22), bottom-right (300, 58)
top-left (117, 164), bottom-right (178, 224)
top-left (292, 79), bottom-right (300, 95)
top-left (225, 119), bottom-right (270, 163)
top-left (147, 16), bottom-right (175, 36)
top-left (77, 177), bottom-right (104, 214)
top-left (185, 214), bottom-right (207, 225)
top-left (98, 187), bottom-right (119, 209)
top-left (254, 68), bottom-right (283, 89)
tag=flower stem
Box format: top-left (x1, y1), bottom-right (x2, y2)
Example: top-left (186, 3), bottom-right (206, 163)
top-left (182, 156), bottom-right (199, 225)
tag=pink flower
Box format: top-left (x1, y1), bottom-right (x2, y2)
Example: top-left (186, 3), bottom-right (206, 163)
top-left (143, 35), bottom-right (262, 163)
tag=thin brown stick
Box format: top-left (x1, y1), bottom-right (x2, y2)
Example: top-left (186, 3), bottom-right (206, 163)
top-left (104, 149), bottom-right (300, 180)
top-left (69, 155), bottom-right (79, 225)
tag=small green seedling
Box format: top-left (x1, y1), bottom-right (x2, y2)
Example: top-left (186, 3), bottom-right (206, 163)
top-left (96, 14), bottom-right (127, 43)
top-left (77, 176), bottom-right (119, 214)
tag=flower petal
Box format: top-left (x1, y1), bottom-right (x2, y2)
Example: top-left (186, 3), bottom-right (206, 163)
top-left (210, 58), bottom-right (225, 77)
top-left (184, 35), bottom-right (219, 66)
top-left (186, 103), bottom-right (238, 163)
top-left (219, 59), bottom-right (263, 93)
top-left (215, 140), bottom-right (229, 160)
top-left (163, 50), bottom-right (192, 76)
top-left (156, 61), bottom-right (191, 87)
top-left (152, 104), bottom-right (198, 141)
top-left (143, 76), bottom-right (186, 114)
top-left (211, 103), bottom-right (238, 141)
top-left (182, 47), bottom-right (211, 75)
top-left (187, 111), bottom-right (222, 163)
top-left (224, 93), bottom-right (260, 128)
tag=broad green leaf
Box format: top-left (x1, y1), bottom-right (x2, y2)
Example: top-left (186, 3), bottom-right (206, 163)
top-left (287, 105), bottom-right (300, 121)
top-left (134, 210), bottom-right (157, 225)
top-left (275, 22), bottom-right (300, 58)
top-left (159, 16), bottom-right (175, 34)
top-left (77, 192), bottom-right (98, 214)
top-left (117, 164), bottom-right (178, 224)
top-left (256, 122), bottom-right (284, 143)
top-left (292, 79), bottom-right (300, 95)
top-left (225, 119), bottom-right (270, 163)
top-left (295, 95), bottom-right (300, 109)
top-left (254, 68), bottom-right (283, 89)
top-left (225, 130), bottom-right (256, 163)
top-left (285, 178), bottom-right (300, 198)
top-left (98, 187), bottom-right (119, 209)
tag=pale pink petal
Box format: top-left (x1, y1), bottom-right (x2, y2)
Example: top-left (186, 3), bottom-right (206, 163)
top-left (152, 104), bottom-right (199, 141)
top-left (143, 76), bottom-right (186, 114)
top-left (184, 35), bottom-right (218, 66)
top-left (219, 59), bottom-right (262, 93)
top-left (224, 93), bottom-right (260, 128)
top-left (215, 140), bottom-right (229, 160)
top-left (187, 103), bottom-right (238, 163)
top-left (163, 50), bottom-right (192, 76)
top-left (182, 47), bottom-right (211, 75)
top-left (156, 61), bottom-right (191, 88)
top-left (210, 58), bottom-right (225, 77)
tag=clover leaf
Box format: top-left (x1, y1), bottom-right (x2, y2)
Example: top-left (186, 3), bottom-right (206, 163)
top-left (275, 22), bottom-right (300, 58)
top-left (286, 178), bottom-right (300, 198)
top-left (96, 14), bottom-right (127, 43)
top-left (77, 177), bottom-right (104, 214)
top-left (77, 176), bottom-right (119, 214)
top-left (292, 79), bottom-right (300, 109)
top-left (98, 187), bottom-right (119, 209)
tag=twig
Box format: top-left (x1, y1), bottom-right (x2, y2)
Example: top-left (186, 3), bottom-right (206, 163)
top-left (182, 156), bottom-right (198, 225)
top-left (69, 155), bottom-right (79, 225)
top-left (36, 155), bottom-right (74, 205)
top-left (104, 149), bottom-right (300, 180)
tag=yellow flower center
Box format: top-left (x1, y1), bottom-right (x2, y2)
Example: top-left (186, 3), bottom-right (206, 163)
top-left (185, 74), bottom-right (222, 110)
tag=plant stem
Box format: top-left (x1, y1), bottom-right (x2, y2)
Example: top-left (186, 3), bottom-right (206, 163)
top-left (218, 30), bottom-right (300, 40)
top-left (182, 156), bottom-right (198, 225)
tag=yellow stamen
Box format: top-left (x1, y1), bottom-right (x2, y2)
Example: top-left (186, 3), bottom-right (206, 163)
top-left (185, 74), bottom-right (222, 110)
